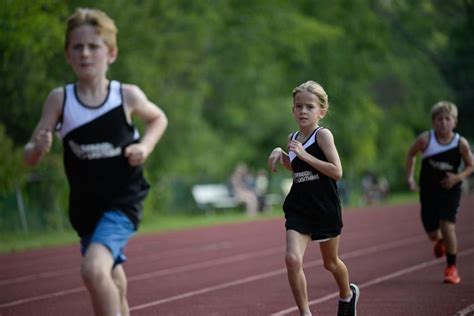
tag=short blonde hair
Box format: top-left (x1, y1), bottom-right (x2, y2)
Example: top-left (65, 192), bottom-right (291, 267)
top-left (65, 8), bottom-right (117, 51)
top-left (431, 101), bottom-right (458, 121)
top-left (292, 81), bottom-right (329, 111)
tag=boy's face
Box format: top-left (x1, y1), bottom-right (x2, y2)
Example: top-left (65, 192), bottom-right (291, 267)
top-left (292, 91), bottom-right (326, 129)
top-left (432, 112), bottom-right (456, 135)
top-left (66, 24), bottom-right (117, 80)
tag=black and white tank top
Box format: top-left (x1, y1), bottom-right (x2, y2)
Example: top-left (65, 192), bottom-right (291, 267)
top-left (59, 80), bottom-right (149, 236)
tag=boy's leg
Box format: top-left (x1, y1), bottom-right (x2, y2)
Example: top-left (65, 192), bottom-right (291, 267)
top-left (80, 210), bottom-right (135, 315)
top-left (319, 237), bottom-right (351, 299)
top-left (81, 243), bottom-right (121, 316)
top-left (427, 229), bottom-right (442, 242)
top-left (420, 195), bottom-right (446, 257)
top-left (439, 220), bottom-right (457, 255)
top-left (285, 230), bottom-right (312, 316)
top-left (112, 264), bottom-right (129, 316)
top-left (440, 220), bottom-right (461, 283)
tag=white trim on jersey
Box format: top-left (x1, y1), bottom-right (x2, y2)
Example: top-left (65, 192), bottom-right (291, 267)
top-left (422, 129), bottom-right (460, 159)
top-left (58, 80), bottom-right (123, 139)
top-left (289, 127), bottom-right (322, 162)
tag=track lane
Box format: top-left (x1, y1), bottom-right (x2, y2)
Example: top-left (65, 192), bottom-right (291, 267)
top-left (0, 196), bottom-right (472, 315)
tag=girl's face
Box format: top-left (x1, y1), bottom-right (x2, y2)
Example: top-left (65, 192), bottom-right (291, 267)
top-left (292, 91), bottom-right (326, 129)
top-left (432, 112), bottom-right (456, 136)
top-left (66, 24), bottom-right (116, 80)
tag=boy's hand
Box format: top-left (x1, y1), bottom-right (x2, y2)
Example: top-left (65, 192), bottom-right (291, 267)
top-left (440, 172), bottom-right (458, 189)
top-left (124, 143), bottom-right (149, 166)
top-left (268, 148), bottom-right (283, 172)
top-left (32, 129), bottom-right (53, 154)
top-left (407, 177), bottom-right (418, 192)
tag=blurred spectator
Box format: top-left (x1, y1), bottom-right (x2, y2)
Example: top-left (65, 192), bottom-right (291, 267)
top-left (361, 171), bottom-right (389, 204)
top-left (255, 169), bottom-right (269, 212)
top-left (337, 179), bottom-right (349, 205)
top-left (230, 163), bottom-right (258, 216)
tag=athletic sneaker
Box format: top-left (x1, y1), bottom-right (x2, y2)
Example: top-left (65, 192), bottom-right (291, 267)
top-left (337, 283), bottom-right (360, 316)
top-left (433, 239), bottom-right (446, 258)
top-left (444, 265), bottom-right (461, 284)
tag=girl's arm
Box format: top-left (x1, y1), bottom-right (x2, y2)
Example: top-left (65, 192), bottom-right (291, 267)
top-left (288, 128), bottom-right (342, 180)
top-left (268, 134), bottom-right (293, 172)
top-left (24, 88), bottom-right (63, 166)
top-left (405, 132), bottom-right (428, 191)
top-left (268, 147), bottom-right (291, 172)
top-left (123, 84), bottom-right (168, 166)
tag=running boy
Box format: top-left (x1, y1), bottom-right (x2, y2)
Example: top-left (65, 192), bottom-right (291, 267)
top-left (406, 101), bottom-right (472, 284)
top-left (268, 81), bottom-right (359, 316)
top-left (24, 8), bottom-right (168, 315)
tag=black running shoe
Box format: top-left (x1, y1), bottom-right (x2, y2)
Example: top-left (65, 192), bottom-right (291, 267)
top-left (337, 283), bottom-right (360, 316)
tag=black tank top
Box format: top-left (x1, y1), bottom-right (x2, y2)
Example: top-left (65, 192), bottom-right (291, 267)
top-left (58, 80), bottom-right (149, 236)
top-left (283, 127), bottom-right (342, 232)
top-left (420, 130), bottom-right (461, 193)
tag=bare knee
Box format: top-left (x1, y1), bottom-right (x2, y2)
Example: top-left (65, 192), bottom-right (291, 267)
top-left (323, 257), bottom-right (340, 273)
top-left (114, 272), bottom-right (128, 299)
top-left (440, 221), bottom-right (455, 234)
top-left (117, 278), bottom-right (127, 298)
top-left (285, 252), bottom-right (303, 272)
top-left (427, 229), bottom-right (441, 241)
top-left (81, 258), bottom-right (108, 287)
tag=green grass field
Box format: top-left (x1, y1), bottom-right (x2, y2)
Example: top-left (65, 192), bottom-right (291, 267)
top-left (0, 192), bottom-right (418, 254)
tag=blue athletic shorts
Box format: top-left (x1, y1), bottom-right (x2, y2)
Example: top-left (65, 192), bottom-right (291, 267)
top-left (80, 210), bottom-right (136, 266)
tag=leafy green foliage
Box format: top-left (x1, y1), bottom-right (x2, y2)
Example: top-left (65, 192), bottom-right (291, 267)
top-left (1, 0), bottom-right (472, 230)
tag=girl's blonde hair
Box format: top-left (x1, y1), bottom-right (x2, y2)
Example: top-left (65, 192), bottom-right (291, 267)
top-left (292, 80), bottom-right (329, 111)
top-left (65, 8), bottom-right (117, 51)
top-left (431, 101), bottom-right (458, 121)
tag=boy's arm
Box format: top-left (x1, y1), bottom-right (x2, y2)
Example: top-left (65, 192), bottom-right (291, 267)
top-left (292, 128), bottom-right (342, 181)
top-left (406, 132), bottom-right (428, 191)
top-left (123, 84), bottom-right (168, 166)
top-left (440, 137), bottom-right (474, 189)
top-left (24, 88), bottom-right (63, 166)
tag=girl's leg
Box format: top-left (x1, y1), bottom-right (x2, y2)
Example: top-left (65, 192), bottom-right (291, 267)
top-left (81, 243), bottom-right (120, 316)
top-left (285, 229), bottom-right (312, 316)
top-left (112, 264), bottom-right (129, 316)
top-left (319, 236), bottom-right (351, 299)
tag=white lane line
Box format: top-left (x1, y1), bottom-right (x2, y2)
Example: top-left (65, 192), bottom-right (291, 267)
top-left (0, 234), bottom-right (438, 310)
top-left (0, 241), bottom-right (236, 286)
top-left (271, 247), bottom-right (474, 316)
top-left (128, 246), bottom-right (284, 281)
top-left (129, 235), bottom-right (426, 311)
top-left (0, 269), bottom-right (77, 286)
top-left (130, 268), bottom-right (288, 311)
top-left (453, 303), bottom-right (474, 316)
top-left (0, 246), bottom-right (282, 308)
top-left (0, 287), bottom-right (84, 309)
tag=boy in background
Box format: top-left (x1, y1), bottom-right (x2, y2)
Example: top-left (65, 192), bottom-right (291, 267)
top-left (406, 101), bottom-right (472, 284)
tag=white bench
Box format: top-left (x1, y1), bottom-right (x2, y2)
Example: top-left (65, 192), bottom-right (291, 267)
top-left (191, 184), bottom-right (240, 210)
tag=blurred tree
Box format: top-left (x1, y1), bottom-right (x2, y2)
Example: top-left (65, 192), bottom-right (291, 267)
top-left (0, 124), bottom-right (27, 193)
top-left (0, 0), bottom-right (69, 143)
top-left (373, 0), bottom-right (474, 139)
top-left (0, 0), bottom-right (461, 222)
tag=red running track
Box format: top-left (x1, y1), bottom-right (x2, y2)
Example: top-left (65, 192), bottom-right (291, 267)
top-left (1, 195), bottom-right (473, 315)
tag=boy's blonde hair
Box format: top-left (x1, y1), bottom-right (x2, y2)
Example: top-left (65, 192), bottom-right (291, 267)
top-left (292, 81), bottom-right (329, 111)
top-left (65, 8), bottom-right (117, 51)
top-left (431, 101), bottom-right (458, 121)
